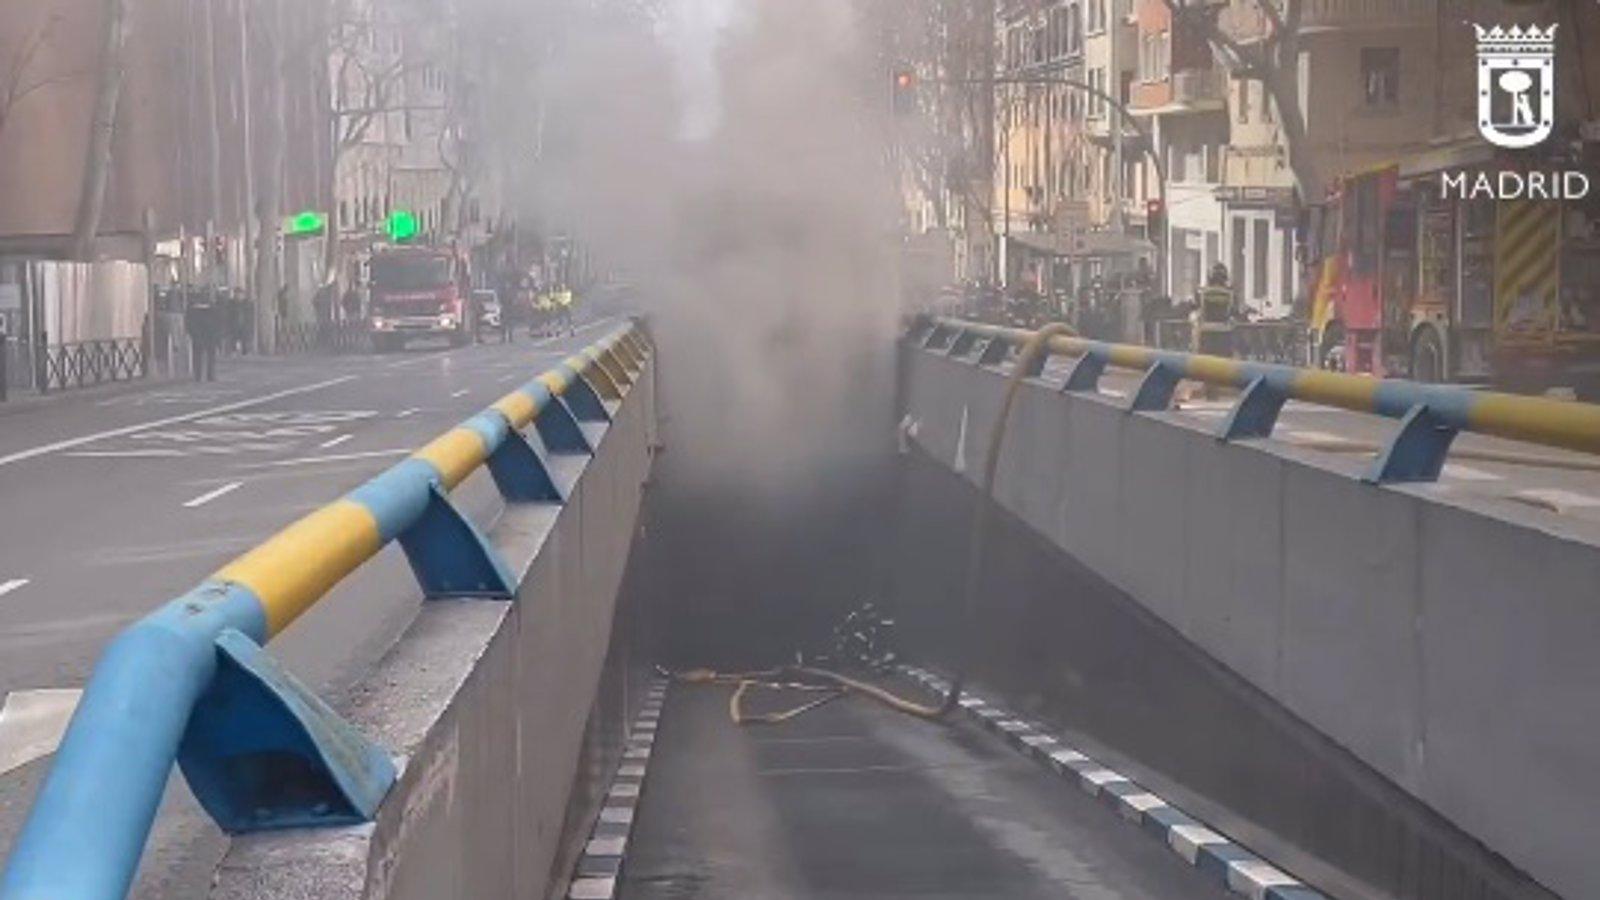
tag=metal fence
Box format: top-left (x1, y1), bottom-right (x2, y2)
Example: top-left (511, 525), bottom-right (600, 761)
top-left (274, 320), bottom-right (370, 356)
top-left (1152, 317), bottom-right (1310, 367)
top-left (38, 338), bottom-right (146, 392)
top-left (0, 323), bottom-right (650, 900)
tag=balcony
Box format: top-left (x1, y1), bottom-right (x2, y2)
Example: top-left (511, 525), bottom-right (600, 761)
top-left (1132, 68), bottom-right (1225, 117)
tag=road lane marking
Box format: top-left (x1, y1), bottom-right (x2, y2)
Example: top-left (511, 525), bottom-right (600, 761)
top-left (0, 376), bottom-right (357, 469)
top-left (396, 408), bottom-right (419, 418)
top-left (183, 481), bottom-right (244, 508)
top-left (450, 389), bottom-right (469, 398)
top-left (237, 448), bottom-right (411, 469)
top-left (0, 689), bottom-right (83, 776)
top-left (319, 434), bottom-right (354, 449)
top-left (0, 579), bottom-right (29, 598)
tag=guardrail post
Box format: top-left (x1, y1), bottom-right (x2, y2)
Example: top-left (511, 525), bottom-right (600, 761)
top-left (178, 629), bottom-right (396, 832)
top-left (486, 427), bottom-right (564, 502)
top-left (1367, 404), bottom-right (1459, 483)
top-left (922, 323), bottom-right (953, 350)
top-left (397, 483), bottom-right (517, 597)
top-left (1129, 360), bottom-right (1182, 412)
top-left (1060, 351), bottom-right (1106, 393)
top-left (947, 329), bottom-right (980, 358)
top-left (1217, 375), bottom-right (1288, 441)
top-left (535, 397), bottom-right (593, 455)
top-left (906, 317), bottom-right (936, 346)
top-left (976, 337), bottom-right (1011, 367)
top-left (560, 374), bottom-right (611, 423)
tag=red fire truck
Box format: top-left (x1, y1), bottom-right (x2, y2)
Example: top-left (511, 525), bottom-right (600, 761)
top-left (368, 246), bottom-right (472, 351)
top-left (1303, 158), bottom-right (1600, 397)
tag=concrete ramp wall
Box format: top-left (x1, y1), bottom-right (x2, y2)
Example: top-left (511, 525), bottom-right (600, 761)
top-left (209, 359), bottom-right (656, 900)
top-left (899, 343), bottom-right (1600, 900)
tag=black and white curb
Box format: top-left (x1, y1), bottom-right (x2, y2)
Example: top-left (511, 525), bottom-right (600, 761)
top-left (566, 677), bottom-right (669, 900)
top-left (902, 667), bottom-right (1326, 900)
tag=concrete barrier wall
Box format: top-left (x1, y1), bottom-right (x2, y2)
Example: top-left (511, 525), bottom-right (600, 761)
top-left (210, 358), bottom-right (656, 900)
top-left (900, 344), bottom-right (1600, 900)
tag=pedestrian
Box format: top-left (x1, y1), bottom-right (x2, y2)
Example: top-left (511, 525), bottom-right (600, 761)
top-left (185, 289), bottom-right (219, 382)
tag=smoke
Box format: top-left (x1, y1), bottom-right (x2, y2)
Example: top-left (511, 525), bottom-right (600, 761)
top-left (472, 0), bottom-right (906, 660)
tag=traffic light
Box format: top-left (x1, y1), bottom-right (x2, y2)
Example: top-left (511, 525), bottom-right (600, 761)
top-left (891, 67), bottom-right (917, 116)
top-left (1145, 198), bottom-right (1166, 238)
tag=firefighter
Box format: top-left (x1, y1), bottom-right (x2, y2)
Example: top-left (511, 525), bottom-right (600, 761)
top-left (1196, 263), bottom-right (1236, 359)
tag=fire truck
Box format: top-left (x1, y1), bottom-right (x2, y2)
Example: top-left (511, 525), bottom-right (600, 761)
top-left (1303, 156), bottom-right (1600, 397)
top-left (368, 245), bottom-right (472, 351)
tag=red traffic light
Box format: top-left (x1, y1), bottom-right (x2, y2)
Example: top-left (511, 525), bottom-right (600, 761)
top-left (895, 71), bottom-right (915, 89)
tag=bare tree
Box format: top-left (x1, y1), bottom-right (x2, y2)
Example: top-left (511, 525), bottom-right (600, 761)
top-left (0, 9), bottom-right (73, 145)
top-left (70, 0), bottom-right (128, 260)
top-left (1162, 0), bottom-right (1315, 203)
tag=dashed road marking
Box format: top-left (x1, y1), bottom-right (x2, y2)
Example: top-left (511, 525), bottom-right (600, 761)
top-left (0, 579), bottom-right (29, 598)
top-left (319, 434), bottom-right (354, 450)
top-left (1511, 488), bottom-right (1600, 513)
top-left (182, 481), bottom-right (244, 508)
top-left (396, 408), bottom-right (419, 418)
top-left (0, 376), bottom-right (356, 469)
top-left (450, 389), bottom-right (470, 399)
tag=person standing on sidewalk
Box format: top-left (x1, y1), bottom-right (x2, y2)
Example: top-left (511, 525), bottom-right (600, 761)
top-left (185, 289), bottom-right (220, 382)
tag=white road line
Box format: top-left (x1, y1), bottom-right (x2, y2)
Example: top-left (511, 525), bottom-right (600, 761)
top-left (237, 448), bottom-right (411, 469)
top-left (0, 579), bottom-right (29, 598)
top-left (1283, 429), bottom-right (1353, 444)
top-left (1513, 488), bottom-right (1600, 511)
top-left (319, 433), bottom-right (354, 450)
top-left (396, 407), bottom-right (419, 418)
top-left (450, 389), bottom-right (470, 398)
top-left (182, 481), bottom-right (244, 508)
top-left (0, 376), bottom-right (357, 469)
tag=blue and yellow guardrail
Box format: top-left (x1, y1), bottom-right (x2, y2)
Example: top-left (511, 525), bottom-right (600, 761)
top-left (0, 322), bottom-right (650, 900)
top-left (918, 318), bottom-right (1600, 482)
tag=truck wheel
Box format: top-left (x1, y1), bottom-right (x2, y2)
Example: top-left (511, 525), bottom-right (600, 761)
top-left (1411, 329), bottom-right (1445, 383)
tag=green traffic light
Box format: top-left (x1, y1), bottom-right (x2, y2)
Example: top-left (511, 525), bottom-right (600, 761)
top-left (387, 210), bottom-right (419, 242)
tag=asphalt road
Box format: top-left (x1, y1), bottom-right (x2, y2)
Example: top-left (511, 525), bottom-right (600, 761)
top-left (0, 317), bottom-right (622, 897)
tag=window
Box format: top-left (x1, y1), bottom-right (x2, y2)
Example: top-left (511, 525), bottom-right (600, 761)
top-left (1140, 30), bottom-right (1169, 83)
top-left (1252, 219), bottom-right (1270, 301)
top-left (1236, 77), bottom-right (1250, 123)
top-left (1088, 0), bottom-right (1105, 34)
top-left (1361, 47), bottom-right (1399, 107)
top-left (1088, 67), bottom-right (1106, 117)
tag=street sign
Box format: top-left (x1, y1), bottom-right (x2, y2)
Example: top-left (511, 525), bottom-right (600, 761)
top-left (286, 211), bottom-right (326, 236)
top-left (386, 210), bottom-right (419, 242)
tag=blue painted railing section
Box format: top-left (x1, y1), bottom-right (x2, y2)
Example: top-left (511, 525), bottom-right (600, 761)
top-left (915, 317), bottom-right (1600, 484)
top-left (0, 324), bottom-right (651, 900)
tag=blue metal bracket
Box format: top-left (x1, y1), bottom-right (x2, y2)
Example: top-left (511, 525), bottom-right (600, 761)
top-left (178, 629), bottom-right (396, 833)
top-left (562, 375), bottom-right (611, 423)
top-left (485, 426), bottom-right (563, 503)
top-left (1367, 404), bottom-right (1459, 483)
top-left (976, 338), bottom-right (1010, 367)
top-left (397, 483), bottom-right (517, 597)
top-left (947, 330), bottom-right (979, 358)
top-left (535, 397), bottom-right (593, 455)
top-left (1129, 361), bottom-right (1181, 412)
top-left (1060, 352), bottom-right (1106, 393)
top-left (907, 319), bottom-right (935, 345)
top-left (1217, 375), bottom-right (1287, 441)
top-left (922, 323), bottom-right (952, 350)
